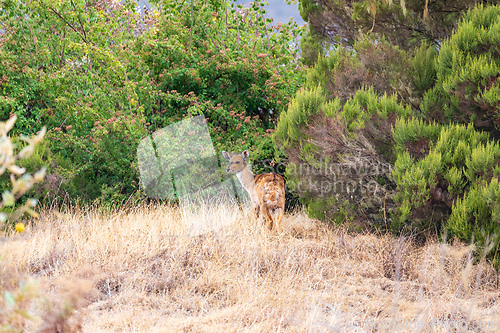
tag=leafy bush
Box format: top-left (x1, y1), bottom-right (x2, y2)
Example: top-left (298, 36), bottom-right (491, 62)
top-left (46, 114), bottom-right (147, 203)
top-left (275, 86), bottom-right (411, 225)
top-left (0, 0), bottom-right (305, 205)
top-left (411, 42), bottom-right (438, 95)
top-left (421, 4), bottom-right (500, 134)
top-left (392, 118), bottom-right (500, 262)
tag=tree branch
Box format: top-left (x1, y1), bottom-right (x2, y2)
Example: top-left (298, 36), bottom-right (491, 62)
top-left (36, 0), bottom-right (89, 44)
top-left (70, 0), bottom-right (88, 43)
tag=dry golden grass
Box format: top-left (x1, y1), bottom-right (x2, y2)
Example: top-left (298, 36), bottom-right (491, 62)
top-left (1, 202), bottom-right (499, 332)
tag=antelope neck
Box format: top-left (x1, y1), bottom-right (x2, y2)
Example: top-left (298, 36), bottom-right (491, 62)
top-left (236, 166), bottom-right (254, 191)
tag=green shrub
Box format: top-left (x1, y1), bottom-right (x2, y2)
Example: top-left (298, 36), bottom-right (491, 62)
top-left (448, 178), bottom-right (500, 244)
top-left (275, 86), bottom-right (411, 226)
top-left (44, 113), bottom-right (147, 204)
top-left (421, 4), bottom-right (500, 134)
top-left (0, 0), bottom-right (306, 205)
top-left (392, 118), bottom-right (500, 262)
top-left (411, 42), bottom-right (438, 95)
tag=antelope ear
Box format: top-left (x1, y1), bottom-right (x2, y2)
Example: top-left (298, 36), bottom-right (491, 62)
top-left (221, 151), bottom-right (231, 161)
top-left (242, 150), bottom-right (249, 161)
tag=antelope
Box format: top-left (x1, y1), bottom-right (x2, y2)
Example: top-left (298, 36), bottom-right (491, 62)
top-left (222, 150), bottom-right (285, 232)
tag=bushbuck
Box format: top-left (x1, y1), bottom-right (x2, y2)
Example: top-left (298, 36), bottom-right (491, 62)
top-left (222, 150), bottom-right (285, 232)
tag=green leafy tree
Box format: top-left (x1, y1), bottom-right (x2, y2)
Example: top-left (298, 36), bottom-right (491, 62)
top-left (0, 0), bottom-right (305, 204)
top-left (143, 0), bottom-right (305, 163)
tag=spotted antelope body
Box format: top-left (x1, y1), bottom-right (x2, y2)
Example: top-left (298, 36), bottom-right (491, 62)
top-left (222, 150), bottom-right (285, 232)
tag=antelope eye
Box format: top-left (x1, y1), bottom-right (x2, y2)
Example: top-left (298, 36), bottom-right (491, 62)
top-left (235, 161), bottom-right (240, 164)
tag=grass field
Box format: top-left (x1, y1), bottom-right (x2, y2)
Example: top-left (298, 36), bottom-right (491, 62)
top-left (1, 203), bottom-right (499, 332)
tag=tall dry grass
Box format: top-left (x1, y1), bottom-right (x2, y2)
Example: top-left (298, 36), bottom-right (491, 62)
top-left (1, 202), bottom-right (499, 332)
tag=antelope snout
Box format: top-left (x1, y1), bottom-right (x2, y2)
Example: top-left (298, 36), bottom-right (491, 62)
top-left (226, 167), bottom-right (230, 172)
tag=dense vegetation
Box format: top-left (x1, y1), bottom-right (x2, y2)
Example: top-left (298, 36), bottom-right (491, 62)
top-left (276, 2), bottom-right (500, 265)
top-left (2, 0), bottom-right (500, 265)
top-left (2, 2), bottom-right (500, 330)
top-left (0, 0), bottom-right (305, 205)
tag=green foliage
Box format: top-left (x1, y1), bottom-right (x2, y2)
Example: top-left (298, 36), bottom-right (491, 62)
top-left (140, 0), bottom-right (306, 170)
top-left (392, 118), bottom-right (441, 154)
top-left (275, 85), bottom-right (409, 225)
top-left (299, 36), bottom-right (413, 107)
top-left (305, 197), bottom-right (356, 226)
top-left (0, 0), bottom-right (305, 205)
top-left (146, 0), bottom-right (304, 125)
top-left (298, 0), bottom-right (489, 51)
top-left (303, 46), bottom-right (359, 101)
top-left (299, 29), bottom-right (326, 66)
top-left (421, 4), bottom-right (500, 133)
top-left (59, 114), bottom-right (146, 203)
top-left (274, 87), bottom-right (332, 147)
top-left (448, 179), bottom-right (500, 260)
top-left (392, 119), bottom-right (500, 257)
top-left (277, 3), bottom-right (500, 264)
top-left (411, 42), bottom-right (438, 94)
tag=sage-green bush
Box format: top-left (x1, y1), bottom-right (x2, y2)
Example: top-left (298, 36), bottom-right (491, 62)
top-left (275, 86), bottom-right (411, 225)
top-left (392, 118), bottom-right (500, 263)
top-left (276, 3), bottom-right (500, 264)
top-left (421, 4), bottom-right (500, 134)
